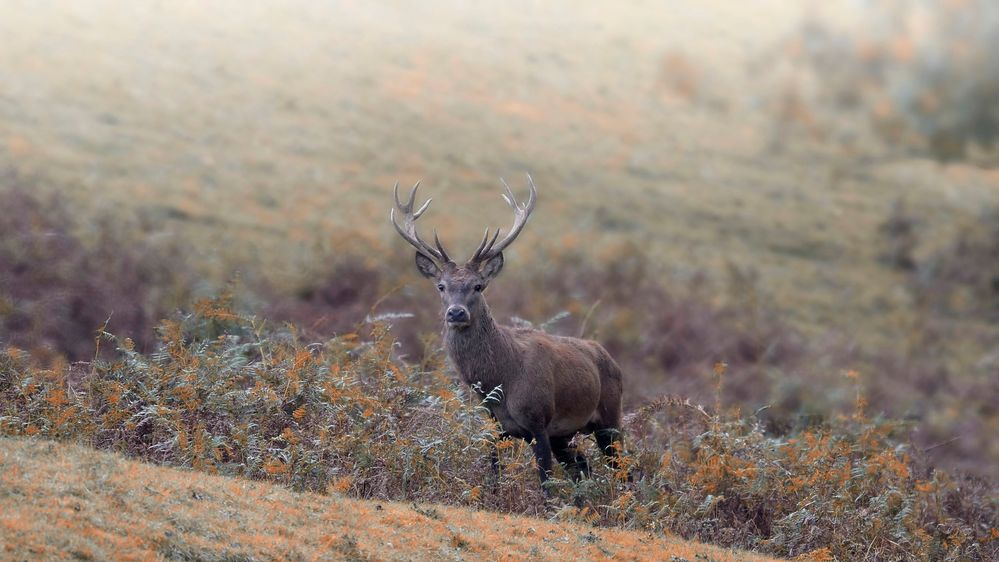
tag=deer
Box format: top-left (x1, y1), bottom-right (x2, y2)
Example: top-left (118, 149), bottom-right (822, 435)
top-left (390, 176), bottom-right (624, 489)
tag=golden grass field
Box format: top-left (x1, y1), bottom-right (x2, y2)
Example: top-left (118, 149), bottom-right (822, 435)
top-left (0, 437), bottom-right (781, 561)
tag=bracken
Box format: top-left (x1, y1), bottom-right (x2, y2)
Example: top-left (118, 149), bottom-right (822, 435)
top-left (0, 295), bottom-right (995, 561)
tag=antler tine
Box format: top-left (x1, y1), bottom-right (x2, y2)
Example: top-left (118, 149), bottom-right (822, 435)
top-left (390, 180), bottom-right (449, 263)
top-left (471, 227), bottom-right (502, 263)
top-left (470, 176), bottom-right (538, 264)
top-left (500, 177), bottom-right (516, 208)
top-left (472, 228), bottom-right (490, 259)
top-left (525, 173), bottom-right (538, 208)
top-left (433, 229), bottom-right (451, 263)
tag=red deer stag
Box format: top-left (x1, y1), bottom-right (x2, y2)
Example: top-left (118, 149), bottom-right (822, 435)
top-left (390, 176), bottom-right (624, 488)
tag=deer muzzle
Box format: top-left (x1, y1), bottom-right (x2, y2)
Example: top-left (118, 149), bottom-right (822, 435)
top-left (445, 305), bottom-right (470, 327)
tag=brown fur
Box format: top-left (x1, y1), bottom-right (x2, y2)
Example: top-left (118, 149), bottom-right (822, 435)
top-left (426, 261), bottom-right (624, 486)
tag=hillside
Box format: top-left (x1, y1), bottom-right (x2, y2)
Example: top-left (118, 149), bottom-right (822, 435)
top-left (0, 437), bottom-right (780, 561)
top-left (1, 0), bottom-right (995, 346)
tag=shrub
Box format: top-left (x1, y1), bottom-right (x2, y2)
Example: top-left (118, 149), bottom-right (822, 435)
top-left (611, 377), bottom-right (998, 560)
top-left (267, 235), bottom-right (999, 481)
top-left (0, 183), bottom-right (193, 361)
top-left (0, 293), bottom-right (544, 514)
top-left (1, 297), bottom-right (994, 560)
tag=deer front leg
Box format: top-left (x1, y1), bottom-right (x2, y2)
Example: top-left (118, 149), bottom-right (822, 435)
top-left (595, 426), bottom-right (624, 473)
top-left (510, 388), bottom-right (555, 492)
top-left (551, 435), bottom-right (590, 480)
top-left (531, 430), bottom-right (554, 488)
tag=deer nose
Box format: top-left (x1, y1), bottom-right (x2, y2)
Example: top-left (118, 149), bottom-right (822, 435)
top-left (446, 306), bottom-right (469, 324)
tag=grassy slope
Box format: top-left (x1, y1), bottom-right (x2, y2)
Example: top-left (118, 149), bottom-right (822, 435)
top-left (0, 438), bottom-right (780, 562)
top-left (0, 0), bottom-right (995, 356)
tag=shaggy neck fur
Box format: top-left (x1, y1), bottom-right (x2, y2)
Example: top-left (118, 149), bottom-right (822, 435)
top-left (444, 301), bottom-right (519, 394)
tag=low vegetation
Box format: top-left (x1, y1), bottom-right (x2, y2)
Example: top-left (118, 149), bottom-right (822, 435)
top-left (2, 295), bottom-right (995, 560)
top-left (3, 185), bottom-right (994, 480)
top-left (0, 184), bottom-right (194, 362)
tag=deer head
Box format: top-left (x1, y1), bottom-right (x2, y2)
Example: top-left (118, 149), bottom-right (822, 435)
top-left (390, 176), bottom-right (537, 329)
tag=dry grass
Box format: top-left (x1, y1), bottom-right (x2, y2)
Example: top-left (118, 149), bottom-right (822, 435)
top-left (0, 436), bottom-right (781, 562)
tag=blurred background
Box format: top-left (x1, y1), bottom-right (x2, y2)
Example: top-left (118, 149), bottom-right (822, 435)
top-left (1, 0), bottom-right (996, 480)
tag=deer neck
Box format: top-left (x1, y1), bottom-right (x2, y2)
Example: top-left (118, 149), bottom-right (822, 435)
top-left (444, 304), bottom-right (516, 393)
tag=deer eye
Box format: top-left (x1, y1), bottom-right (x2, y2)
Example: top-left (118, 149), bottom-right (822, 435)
top-left (474, 284), bottom-right (483, 292)
top-left (437, 283), bottom-right (445, 292)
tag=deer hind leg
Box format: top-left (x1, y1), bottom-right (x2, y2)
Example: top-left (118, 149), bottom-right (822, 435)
top-left (550, 435), bottom-right (590, 480)
top-left (594, 426), bottom-right (623, 472)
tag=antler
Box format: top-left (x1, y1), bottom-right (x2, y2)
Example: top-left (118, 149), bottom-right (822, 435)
top-left (390, 181), bottom-right (452, 264)
top-left (469, 174), bottom-right (538, 264)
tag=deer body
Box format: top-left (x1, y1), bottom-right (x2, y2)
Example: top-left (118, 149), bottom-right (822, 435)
top-left (391, 177), bottom-right (624, 487)
top-left (446, 309), bottom-right (620, 439)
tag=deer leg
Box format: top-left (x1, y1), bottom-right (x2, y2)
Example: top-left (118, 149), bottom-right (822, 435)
top-left (594, 427), bottom-right (623, 471)
top-left (514, 397), bottom-right (555, 492)
top-left (530, 430), bottom-right (554, 489)
top-left (551, 436), bottom-right (590, 480)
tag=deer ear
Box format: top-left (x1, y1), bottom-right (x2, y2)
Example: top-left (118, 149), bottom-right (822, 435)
top-left (415, 252), bottom-right (440, 279)
top-left (479, 252), bottom-right (504, 283)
